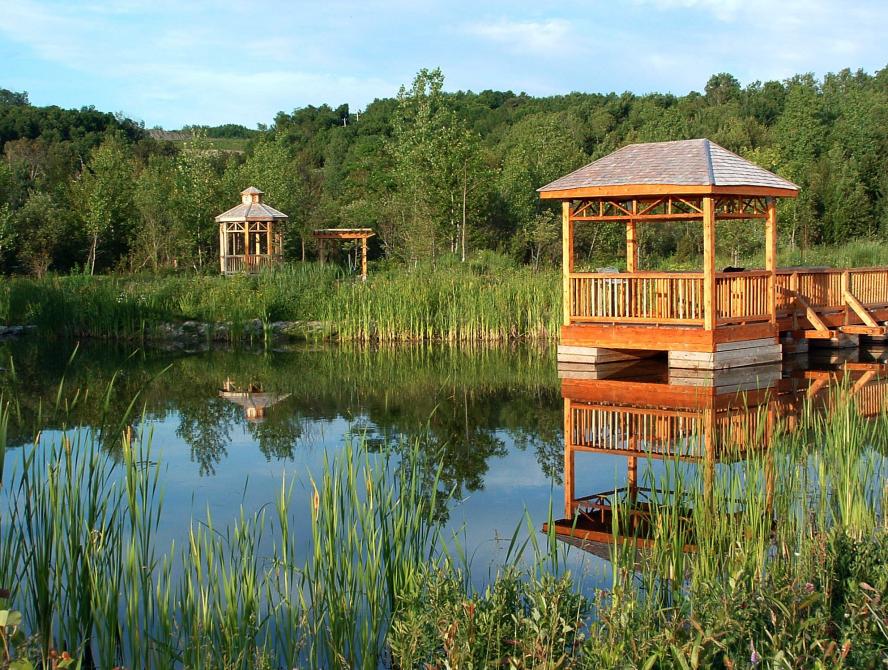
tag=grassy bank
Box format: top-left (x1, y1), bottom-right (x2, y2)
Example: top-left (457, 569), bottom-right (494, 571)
top-left (0, 260), bottom-right (560, 343)
top-left (0, 383), bottom-right (886, 668)
top-left (3, 241), bottom-right (888, 344)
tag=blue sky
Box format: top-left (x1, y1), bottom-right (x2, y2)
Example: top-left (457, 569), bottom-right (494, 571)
top-left (1, 0), bottom-right (885, 129)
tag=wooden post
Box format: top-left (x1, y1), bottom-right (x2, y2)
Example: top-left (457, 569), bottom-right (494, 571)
top-left (562, 201), bottom-right (573, 326)
top-left (563, 398), bottom-right (574, 518)
top-left (702, 197), bottom-right (716, 331)
top-left (319, 239), bottom-right (325, 264)
top-left (361, 236), bottom-right (368, 281)
top-left (219, 223), bottom-right (226, 274)
top-left (266, 223), bottom-right (272, 265)
top-left (765, 198), bottom-right (778, 327)
top-left (626, 221), bottom-right (638, 272)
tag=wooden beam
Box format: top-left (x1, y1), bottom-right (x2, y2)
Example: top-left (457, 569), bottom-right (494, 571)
top-left (765, 198), bottom-right (777, 327)
top-left (843, 291), bottom-right (880, 328)
top-left (361, 236), bottom-right (368, 281)
top-left (626, 220), bottom-right (638, 272)
top-left (839, 325), bottom-right (887, 336)
top-left (562, 201), bottom-right (572, 326)
top-left (702, 196), bottom-right (716, 331)
top-left (796, 294), bottom-right (832, 334)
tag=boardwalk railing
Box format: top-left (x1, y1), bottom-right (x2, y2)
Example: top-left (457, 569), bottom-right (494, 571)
top-left (569, 268), bottom-right (888, 326)
top-left (776, 268), bottom-right (888, 314)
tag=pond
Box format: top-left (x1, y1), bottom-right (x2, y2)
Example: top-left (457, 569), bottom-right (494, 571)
top-left (1, 338), bottom-right (887, 588)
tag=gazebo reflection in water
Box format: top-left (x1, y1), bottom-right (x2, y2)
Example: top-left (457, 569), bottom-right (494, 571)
top-left (219, 378), bottom-right (290, 422)
top-left (544, 349), bottom-right (888, 557)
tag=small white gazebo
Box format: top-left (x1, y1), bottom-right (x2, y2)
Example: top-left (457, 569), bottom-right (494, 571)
top-left (215, 187), bottom-right (287, 274)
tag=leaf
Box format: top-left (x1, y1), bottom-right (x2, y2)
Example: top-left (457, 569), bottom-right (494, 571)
top-left (10, 660), bottom-right (34, 670)
top-left (5, 610), bottom-right (21, 627)
top-left (0, 609), bottom-right (7, 626)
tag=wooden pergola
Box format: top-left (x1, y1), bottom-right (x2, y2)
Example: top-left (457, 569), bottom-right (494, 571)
top-left (312, 228), bottom-right (375, 281)
top-left (215, 187), bottom-right (287, 275)
top-left (539, 139), bottom-right (888, 370)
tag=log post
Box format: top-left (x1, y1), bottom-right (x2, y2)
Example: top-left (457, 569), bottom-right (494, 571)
top-left (626, 220), bottom-right (638, 272)
top-left (702, 197), bottom-right (716, 331)
top-left (562, 201), bottom-right (573, 326)
top-left (765, 198), bottom-right (778, 327)
top-left (361, 236), bottom-right (368, 281)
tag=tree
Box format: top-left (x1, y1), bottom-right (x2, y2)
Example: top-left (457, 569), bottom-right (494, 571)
top-left (497, 112), bottom-right (586, 262)
top-left (71, 133), bottom-right (135, 274)
top-left (173, 130), bottom-right (225, 269)
top-left (133, 155), bottom-right (187, 270)
top-left (15, 192), bottom-right (66, 276)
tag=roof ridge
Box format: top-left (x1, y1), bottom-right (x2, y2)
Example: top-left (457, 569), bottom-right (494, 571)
top-left (702, 139), bottom-right (715, 186)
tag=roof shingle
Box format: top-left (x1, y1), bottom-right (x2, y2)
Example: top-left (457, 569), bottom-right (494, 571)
top-left (538, 139), bottom-right (798, 194)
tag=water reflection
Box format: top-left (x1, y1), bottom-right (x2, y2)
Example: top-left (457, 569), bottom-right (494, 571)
top-left (546, 348), bottom-right (888, 557)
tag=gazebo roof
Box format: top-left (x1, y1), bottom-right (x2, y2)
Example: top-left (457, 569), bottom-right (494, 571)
top-left (215, 186), bottom-right (289, 222)
top-left (539, 139), bottom-right (799, 199)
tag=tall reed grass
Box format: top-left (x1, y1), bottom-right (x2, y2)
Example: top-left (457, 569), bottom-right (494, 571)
top-left (0, 261), bottom-right (560, 344)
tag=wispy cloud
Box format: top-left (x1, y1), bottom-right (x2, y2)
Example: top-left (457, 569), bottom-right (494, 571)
top-left (462, 18), bottom-right (575, 56)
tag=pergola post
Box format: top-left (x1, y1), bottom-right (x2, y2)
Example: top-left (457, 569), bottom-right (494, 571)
top-left (361, 236), bottom-right (368, 281)
top-left (626, 220), bottom-right (638, 272)
top-left (562, 201), bottom-right (572, 326)
top-left (765, 198), bottom-right (778, 326)
top-left (319, 239), bottom-right (325, 264)
top-left (702, 196), bottom-right (716, 331)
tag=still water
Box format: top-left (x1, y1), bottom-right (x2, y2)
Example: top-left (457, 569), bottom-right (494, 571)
top-left (2, 339), bottom-right (887, 585)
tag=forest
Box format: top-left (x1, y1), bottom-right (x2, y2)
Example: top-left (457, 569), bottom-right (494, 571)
top-left (0, 65), bottom-right (886, 275)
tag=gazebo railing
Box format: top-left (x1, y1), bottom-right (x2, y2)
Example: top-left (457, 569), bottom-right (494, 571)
top-left (569, 272), bottom-right (705, 324)
top-left (223, 254), bottom-right (283, 274)
top-left (715, 271), bottom-right (771, 323)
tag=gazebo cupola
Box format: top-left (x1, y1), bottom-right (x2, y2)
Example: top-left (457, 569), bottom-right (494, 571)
top-left (215, 186), bottom-right (287, 275)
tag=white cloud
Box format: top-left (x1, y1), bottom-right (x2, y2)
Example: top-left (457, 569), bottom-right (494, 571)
top-left (463, 18), bottom-right (575, 55)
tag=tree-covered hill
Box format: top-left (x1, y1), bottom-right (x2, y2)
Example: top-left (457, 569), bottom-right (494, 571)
top-left (0, 65), bottom-right (886, 275)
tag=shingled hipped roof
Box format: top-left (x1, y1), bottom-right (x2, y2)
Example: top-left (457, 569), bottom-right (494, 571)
top-left (538, 139), bottom-right (799, 198)
top-left (215, 187), bottom-right (289, 222)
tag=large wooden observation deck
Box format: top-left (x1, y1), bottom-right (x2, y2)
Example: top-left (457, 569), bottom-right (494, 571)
top-left (539, 140), bottom-right (888, 370)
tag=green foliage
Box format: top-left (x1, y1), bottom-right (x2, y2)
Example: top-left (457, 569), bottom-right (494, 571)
top-left (1, 65), bottom-right (888, 272)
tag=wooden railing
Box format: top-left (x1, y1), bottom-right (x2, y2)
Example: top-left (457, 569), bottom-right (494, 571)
top-left (569, 272), bottom-right (704, 324)
top-left (223, 254), bottom-right (282, 274)
top-left (569, 267), bottom-right (888, 327)
top-left (776, 267), bottom-right (888, 315)
top-left (715, 271), bottom-right (771, 323)
top-left (569, 403), bottom-right (767, 459)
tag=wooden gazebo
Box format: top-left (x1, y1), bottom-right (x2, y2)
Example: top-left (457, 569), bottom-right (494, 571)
top-left (312, 228), bottom-right (375, 281)
top-left (539, 139), bottom-right (888, 370)
top-left (216, 187), bottom-right (286, 274)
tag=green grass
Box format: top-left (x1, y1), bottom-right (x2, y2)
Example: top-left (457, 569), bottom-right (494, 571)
top-left (0, 261), bottom-right (561, 343)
